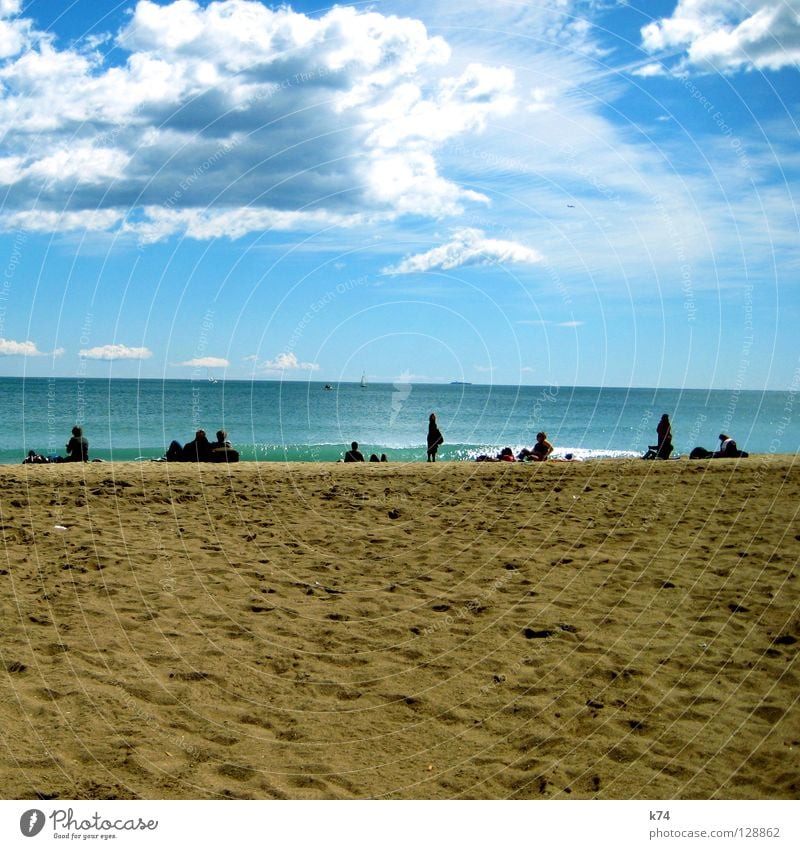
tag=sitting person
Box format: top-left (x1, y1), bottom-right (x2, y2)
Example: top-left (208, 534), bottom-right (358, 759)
top-left (210, 429), bottom-right (239, 463)
top-left (60, 426), bottom-right (88, 462)
top-left (715, 433), bottom-right (748, 458)
top-left (643, 414), bottom-right (673, 459)
top-left (344, 441), bottom-right (365, 462)
top-left (165, 440), bottom-right (184, 461)
top-left (369, 453), bottom-right (380, 462)
top-left (182, 429), bottom-right (214, 462)
top-left (518, 432), bottom-right (553, 461)
top-left (22, 449), bottom-right (49, 464)
top-left (476, 447), bottom-right (516, 462)
top-left (211, 429), bottom-right (231, 449)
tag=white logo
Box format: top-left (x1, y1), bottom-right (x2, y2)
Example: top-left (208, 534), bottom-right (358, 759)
top-left (19, 809), bottom-right (45, 837)
top-left (390, 369), bottom-right (413, 426)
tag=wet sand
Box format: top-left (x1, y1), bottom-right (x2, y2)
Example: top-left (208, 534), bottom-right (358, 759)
top-left (0, 456), bottom-right (797, 799)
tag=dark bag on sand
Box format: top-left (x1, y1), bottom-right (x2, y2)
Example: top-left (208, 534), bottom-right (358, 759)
top-left (690, 446), bottom-right (713, 459)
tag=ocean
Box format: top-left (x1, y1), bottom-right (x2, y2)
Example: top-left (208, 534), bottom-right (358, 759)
top-left (1, 377), bottom-right (797, 464)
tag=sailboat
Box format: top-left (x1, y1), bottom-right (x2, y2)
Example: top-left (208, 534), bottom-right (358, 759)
top-left (360, 371), bottom-right (367, 388)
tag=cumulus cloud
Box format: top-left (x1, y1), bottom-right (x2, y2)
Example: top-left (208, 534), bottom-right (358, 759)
top-left (0, 337), bottom-right (47, 356)
top-left (255, 352), bottom-right (319, 372)
top-left (382, 228), bottom-right (543, 274)
top-left (179, 356), bottom-right (229, 368)
top-left (640, 0), bottom-right (800, 73)
top-left (79, 344), bottom-right (153, 360)
top-left (0, 0), bottom-right (516, 240)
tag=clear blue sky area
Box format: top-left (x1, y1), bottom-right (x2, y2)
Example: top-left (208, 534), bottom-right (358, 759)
top-left (0, 0), bottom-right (797, 390)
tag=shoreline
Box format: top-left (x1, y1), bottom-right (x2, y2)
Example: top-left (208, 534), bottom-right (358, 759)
top-left (1, 456), bottom-right (797, 799)
top-left (5, 451), bottom-right (797, 468)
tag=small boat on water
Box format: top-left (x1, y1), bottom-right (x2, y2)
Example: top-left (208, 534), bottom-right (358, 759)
top-left (324, 384), bottom-right (333, 390)
top-left (360, 372), bottom-right (367, 388)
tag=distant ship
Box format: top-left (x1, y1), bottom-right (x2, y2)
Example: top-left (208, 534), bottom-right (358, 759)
top-left (450, 381), bottom-right (472, 385)
top-left (360, 372), bottom-right (367, 388)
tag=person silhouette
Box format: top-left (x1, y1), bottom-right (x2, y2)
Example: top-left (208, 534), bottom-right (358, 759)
top-left (427, 413), bottom-right (443, 462)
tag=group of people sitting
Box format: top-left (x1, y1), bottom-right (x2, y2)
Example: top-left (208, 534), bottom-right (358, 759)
top-left (476, 432), bottom-right (556, 463)
top-left (343, 442), bottom-right (388, 462)
top-left (23, 426), bottom-right (89, 464)
top-left (689, 433), bottom-right (749, 460)
top-left (164, 430), bottom-right (239, 463)
top-left (643, 414), bottom-right (749, 460)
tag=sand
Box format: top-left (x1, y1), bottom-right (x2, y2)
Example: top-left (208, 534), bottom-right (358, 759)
top-left (0, 456), bottom-right (797, 800)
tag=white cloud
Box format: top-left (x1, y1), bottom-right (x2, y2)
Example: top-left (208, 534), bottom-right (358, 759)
top-left (0, 0), bottom-right (516, 240)
top-left (641, 0), bottom-right (800, 73)
top-left (0, 1), bottom-right (29, 61)
top-left (179, 356), bottom-right (229, 368)
top-left (633, 62), bottom-right (667, 78)
top-left (79, 344), bottom-right (152, 360)
top-left (256, 352), bottom-right (320, 372)
top-left (3, 209), bottom-right (125, 233)
top-left (382, 228), bottom-right (543, 274)
top-left (0, 337), bottom-right (46, 356)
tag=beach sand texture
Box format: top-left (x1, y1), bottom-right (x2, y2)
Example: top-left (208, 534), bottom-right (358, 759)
top-left (0, 457), bottom-right (797, 800)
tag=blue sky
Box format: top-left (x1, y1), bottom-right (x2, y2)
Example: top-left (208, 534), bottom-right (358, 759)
top-left (0, 0), bottom-right (797, 389)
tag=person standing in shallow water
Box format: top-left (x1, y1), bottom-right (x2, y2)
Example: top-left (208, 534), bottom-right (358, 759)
top-left (427, 413), bottom-right (443, 462)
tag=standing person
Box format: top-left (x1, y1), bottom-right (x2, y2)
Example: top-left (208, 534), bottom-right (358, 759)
top-left (427, 413), bottom-right (444, 462)
top-left (62, 426), bottom-right (89, 462)
top-left (656, 414), bottom-right (673, 459)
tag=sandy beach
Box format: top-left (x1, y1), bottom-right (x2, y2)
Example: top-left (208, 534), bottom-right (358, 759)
top-left (0, 456), bottom-right (797, 800)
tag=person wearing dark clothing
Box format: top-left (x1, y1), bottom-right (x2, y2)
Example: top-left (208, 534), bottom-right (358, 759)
top-left (656, 414), bottom-right (673, 459)
top-left (64, 426), bottom-right (89, 462)
top-left (165, 440), bottom-right (183, 461)
top-left (715, 433), bottom-right (748, 458)
top-left (643, 414), bottom-right (673, 459)
top-left (518, 431), bottom-right (553, 461)
top-left (344, 441), bottom-right (365, 462)
top-left (23, 450), bottom-right (49, 464)
top-left (210, 429), bottom-right (239, 462)
top-left (211, 430), bottom-right (231, 449)
top-left (182, 429), bottom-right (213, 462)
top-left (427, 413), bottom-right (444, 462)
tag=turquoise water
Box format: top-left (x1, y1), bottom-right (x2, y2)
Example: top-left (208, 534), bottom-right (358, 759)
top-left (1, 377), bottom-right (798, 464)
